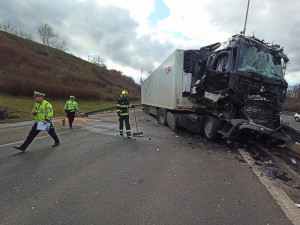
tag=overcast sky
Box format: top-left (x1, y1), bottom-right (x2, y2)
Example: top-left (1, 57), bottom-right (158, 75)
top-left (1, 0), bottom-right (299, 85)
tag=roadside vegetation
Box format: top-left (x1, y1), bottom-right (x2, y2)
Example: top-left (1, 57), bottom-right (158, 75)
top-left (284, 84), bottom-right (300, 112)
top-left (0, 30), bottom-right (140, 101)
top-left (0, 25), bottom-right (141, 123)
top-left (0, 93), bottom-right (140, 124)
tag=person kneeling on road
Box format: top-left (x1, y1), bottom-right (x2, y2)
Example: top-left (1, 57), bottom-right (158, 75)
top-left (13, 91), bottom-right (60, 152)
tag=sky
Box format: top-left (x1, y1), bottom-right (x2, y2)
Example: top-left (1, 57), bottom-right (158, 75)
top-left (0, 0), bottom-right (299, 85)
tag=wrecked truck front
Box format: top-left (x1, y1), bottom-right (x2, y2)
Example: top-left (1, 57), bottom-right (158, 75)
top-left (227, 37), bottom-right (300, 147)
top-left (237, 120), bottom-right (300, 148)
top-left (189, 34), bottom-right (299, 147)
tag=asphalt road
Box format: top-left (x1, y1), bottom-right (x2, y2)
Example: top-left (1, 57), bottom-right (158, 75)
top-left (281, 114), bottom-right (300, 131)
top-left (0, 110), bottom-right (296, 225)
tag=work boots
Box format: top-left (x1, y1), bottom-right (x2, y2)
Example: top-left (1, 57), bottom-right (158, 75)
top-left (13, 146), bottom-right (26, 152)
top-left (52, 142), bottom-right (60, 147)
top-left (127, 132), bottom-right (131, 138)
top-left (120, 132), bottom-right (123, 136)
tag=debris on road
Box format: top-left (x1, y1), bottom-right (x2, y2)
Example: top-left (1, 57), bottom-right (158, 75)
top-left (291, 158), bottom-right (297, 164)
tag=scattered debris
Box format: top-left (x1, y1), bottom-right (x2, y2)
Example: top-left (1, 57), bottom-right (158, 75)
top-left (264, 164), bottom-right (292, 182)
top-left (290, 158), bottom-right (297, 164)
top-left (264, 160), bottom-right (273, 164)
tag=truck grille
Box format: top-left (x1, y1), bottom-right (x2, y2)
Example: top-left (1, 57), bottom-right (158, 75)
top-left (243, 101), bottom-right (280, 129)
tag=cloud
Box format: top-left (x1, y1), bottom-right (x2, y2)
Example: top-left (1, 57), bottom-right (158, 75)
top-left (0, 0), bottom-right (299, 85)
top-left (201, 0), bottom-right (300, 84)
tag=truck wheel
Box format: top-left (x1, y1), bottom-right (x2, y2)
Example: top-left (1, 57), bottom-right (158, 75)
top-left (295, 117), bottom-right (299, 122)
top-left (144, 106), bottom-right (149, 115)
top-left (203, 116), bottom-right (221, 141)
top-left (158, 108), bottom-right (167, 125)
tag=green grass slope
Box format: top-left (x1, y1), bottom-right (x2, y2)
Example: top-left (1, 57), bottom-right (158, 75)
top-left (0, 31), bottom-right (140, 101)
top-left (0, 31), bottom-right (141, 123)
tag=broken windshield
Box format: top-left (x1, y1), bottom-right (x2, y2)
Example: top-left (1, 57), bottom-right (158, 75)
top-left (236, 44), bottom-right (284, 81)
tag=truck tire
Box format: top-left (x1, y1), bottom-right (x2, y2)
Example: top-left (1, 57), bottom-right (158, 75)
top-left (295, 117), bottom-right (299, 122)
top-left (203, 116), bottom-right (221, 141)
top-left (158, 108), bottom-right (167, 125)
top-left (144, 106), bottom-right (149, 115)
top-left (167, 112), bottom-right (177, 131)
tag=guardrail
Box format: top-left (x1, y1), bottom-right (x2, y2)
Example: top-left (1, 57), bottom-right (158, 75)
top-left (80, 104), bottom-right (142, 117)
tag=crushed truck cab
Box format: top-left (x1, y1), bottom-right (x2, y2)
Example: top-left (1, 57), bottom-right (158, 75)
top-left (142, 34), bottom-right (300, 148)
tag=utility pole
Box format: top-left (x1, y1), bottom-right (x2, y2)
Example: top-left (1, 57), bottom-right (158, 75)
top-left (140, 67), bottom-right (143, 84)
top-left (243, 0), bottom-right (250, 35)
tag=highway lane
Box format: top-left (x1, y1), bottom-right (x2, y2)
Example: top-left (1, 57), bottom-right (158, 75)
top-left (0, 110), bottom-right (296, 225)
top-left (281, 114), bottom-right (300, 131)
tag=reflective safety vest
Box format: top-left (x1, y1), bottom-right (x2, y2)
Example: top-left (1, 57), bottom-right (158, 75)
top-left (116, 97), bottom-right (130, 116)
top-left (32, 100), bottom-right (53, 122)
top-left (64, 100), bottom-right (78, 112)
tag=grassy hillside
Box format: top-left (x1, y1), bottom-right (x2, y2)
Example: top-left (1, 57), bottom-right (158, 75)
top-left (0, 31), bottom-right (140, 101)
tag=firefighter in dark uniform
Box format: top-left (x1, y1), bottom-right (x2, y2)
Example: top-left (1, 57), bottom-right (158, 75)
top-left (13, 91), bottom-right (60, 152)
top-left (116, 90), bottom-right (131, 137)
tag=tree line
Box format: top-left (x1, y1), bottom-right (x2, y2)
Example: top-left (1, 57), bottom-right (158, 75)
top-left (287, 83), bottom-right (300, 99)
top-left (0, 19), bottom-right (67, 51)
top-left (283, 83), bottom-right (300, 112)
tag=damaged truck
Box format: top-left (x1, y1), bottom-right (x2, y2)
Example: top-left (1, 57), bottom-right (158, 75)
top-left (141, 34), bottom-right (300, 148)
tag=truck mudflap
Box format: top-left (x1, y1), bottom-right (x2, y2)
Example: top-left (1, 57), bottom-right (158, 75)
top-left (218, 119), bottom-right (300, 148)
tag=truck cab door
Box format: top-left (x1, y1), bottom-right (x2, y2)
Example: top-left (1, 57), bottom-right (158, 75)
top-left (206, 52), bottom-right (231, 93)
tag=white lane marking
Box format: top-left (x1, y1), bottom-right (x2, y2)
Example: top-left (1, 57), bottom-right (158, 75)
top-left (0, 131), bottom-right (70, 148)
top-left (239, 149), bottom-right (300, 225)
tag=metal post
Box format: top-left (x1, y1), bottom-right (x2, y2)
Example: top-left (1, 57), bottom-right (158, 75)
top-left (140, 67), bottom-right (143, 84)
top-left (243, 0), bottom-right (250, 35)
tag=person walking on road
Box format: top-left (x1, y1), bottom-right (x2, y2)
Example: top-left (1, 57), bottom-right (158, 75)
top-left (64, 95), bottom-right (78, 129)
top-left (13, 91), bottom-right (60, 152)
top-left (116, 90), bottom-right (131, 138)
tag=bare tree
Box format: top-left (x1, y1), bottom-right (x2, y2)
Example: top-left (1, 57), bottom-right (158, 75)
top-left (25, 33), bottom-right (33, 40)
top-left (287, 84), bottom-right (300, 99)
top-left (0, 19), bottom-right (15, 34)
top-left (18, 29), bottom-right (26, 38)
top-left (37, 22), bottom-right (56, 46)
top-left (88, 55), bottom-right (106, 68)
top-left (18, 29), bottom-right (33, 40)
top-left (52, 39), bottom-right (68, 51)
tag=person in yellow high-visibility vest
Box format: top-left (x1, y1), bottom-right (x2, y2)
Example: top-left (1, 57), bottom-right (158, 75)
top-left (64, 95), bottom-right (78, 129)
top-left (13, 91), bottom-right (60, 152)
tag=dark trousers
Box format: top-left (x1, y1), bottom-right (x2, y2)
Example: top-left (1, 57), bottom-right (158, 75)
top-left (20, 122), bottom-right (60, 150)
top-left (119, 115), bottom-right (131, 133)
top-left (66, 111), bottom-right (75, 128)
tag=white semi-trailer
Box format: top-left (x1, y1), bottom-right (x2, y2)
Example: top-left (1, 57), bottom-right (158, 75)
top-left (141, 34), bottom-right (300, 148)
